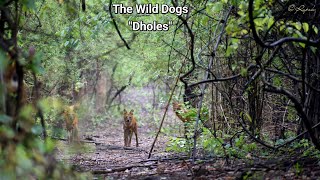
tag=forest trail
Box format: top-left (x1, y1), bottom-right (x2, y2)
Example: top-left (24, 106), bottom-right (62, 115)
top-left (56, 86), bottom-right (194, 179)
top-left (56, 87), bottom-right (320, 179)
top-left (57, 122), bottom-right (176, 179)
top-left (56, 121), bottom-right (320, 180)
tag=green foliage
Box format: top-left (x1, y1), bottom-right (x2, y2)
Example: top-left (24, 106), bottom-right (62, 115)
top-left (291, 139), bottom-right (311, 149)
top-left (226, 135), bottom-right (257, 158)
top-left (0, 111), bottom-right (90, 179)
top-left (166, 126), bottom-right (259, 158)
top-left (166, 137), bottom-right (189, 153)
top-left (294, 162), bottom-right (302, 175)
top-left (201, 129), bottom-right (224, 156)
top-left (20, 0), bottom-right (36, 11)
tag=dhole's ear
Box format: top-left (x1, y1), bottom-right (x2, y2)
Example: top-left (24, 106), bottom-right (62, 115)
top-left (123, 109), bottom-right (127, 114)
top-left (129, 109), bottom-right (134, 114)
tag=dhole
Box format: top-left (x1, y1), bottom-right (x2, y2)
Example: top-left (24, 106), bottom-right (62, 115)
top-left (3, 61), bottom-right (27, 118)
top-left (173, 101), bottom-right (211, 134)
top-left (63, 105), bottom-right (79, 143)
top-left (123, 109), bottom-right (138, 147)
top-left (172, 101), bottom-right (192, 123)
top-left (4, 61), bottom-right (19, 94)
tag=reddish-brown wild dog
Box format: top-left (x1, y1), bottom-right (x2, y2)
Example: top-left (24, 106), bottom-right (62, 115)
top-left (172, 101), bottom-right (192, 123)
top-left (63, 105), bottom-right (80, 143)
top-left (123, 109), bottom-right (138, 147)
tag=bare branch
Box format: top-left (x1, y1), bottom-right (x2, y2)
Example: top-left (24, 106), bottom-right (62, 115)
top-left (106, 0), bottom-right (131, 49)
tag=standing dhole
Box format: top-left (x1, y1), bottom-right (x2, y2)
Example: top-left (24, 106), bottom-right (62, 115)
top-left (123, 109), bottom-right (138, 147)
top-left (63, 105), bottom-right (80, 143)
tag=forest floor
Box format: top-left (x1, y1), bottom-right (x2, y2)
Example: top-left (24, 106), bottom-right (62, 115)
top-left (55, 87), bottom-right (320, 179)
top-left (55, 122), bottom-right (320, 180)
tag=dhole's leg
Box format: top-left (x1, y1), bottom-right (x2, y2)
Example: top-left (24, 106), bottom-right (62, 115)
top-left (70, 129), bottom-right (74, 142)
top-left (124, 130), bottom-right (128, 146)
top-left (67, 130), bottom-right (71, 143)
top-left (72, 127), bottom-right (80, 144)
top-left (134, 129), bottom-right (138, 147)
top-left (128, 131), bottom-right (133, 147)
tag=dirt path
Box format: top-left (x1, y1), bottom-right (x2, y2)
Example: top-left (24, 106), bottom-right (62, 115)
top-left (56, 123), bottom-right (320, 180)
top-left (56, 121), bottom-right (187, 179)
top-left (55, 86), bottom-right (187, 179)
top-left (55, 118), bottom-right (320, 179)
top-left (55, 87), bottom-right (320, 179)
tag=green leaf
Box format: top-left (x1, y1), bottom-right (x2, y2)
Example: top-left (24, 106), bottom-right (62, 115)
top-left (254, 18), bottom-right (263, 27)
top-left (255, 0), bottom-right (263, 7)
top-left (0, 115), bottom-right (13, 124)
top-left (245, 113), bottom-right (252, 123)
top-left (31, 125), bottom-right (43, 135)
top-left (267, 17), bottom-right (274, 29)
top-left (19, 105), bottom-right (35, 121)
top-left (240, 68), bottom-right (248, 77)
top-left (60, 30), bottom-right (65, 37)
top-left (299, 42), bottom-right (306, 48)
top-left (64, 41), bottom-right (70, 47)
top-left (20, 0), bottom-right (36, 11)
top-left (226, 46), bottom-right (234, 57)
top-left (201, 16), bottom-right (209, 25)
top-left (212, 2), bottom-right (223, 12)
top-left (231, 0), bottom-right (240, 6)
top-left (30, 52), bottom-right (44, 74)
top-left (273, 76), bottom-right (281, 86)
top-left (241, 29), bottom-right (248, 35)
top-left (239, 1), bottom-right (248, 10)
top-left (16, 145), bottom-right (33, 170)
top-left (231, 38), bottom-right (239, 44)
top-left (287, 27), bottom-right (293, 34)
top-left (231, 63), bottom-right (237, 71)
top-left (312, 25), bottom-right (318, 34)
top-left (45, 138), bottom-right (56, 152)
top-left (294, 30), bottom-right (306, 39)
top-left (302, 23), bottom-right (309, 32)
top-left (0, 126), bottom-right (15, 139)
top-left (235, 136), bottom-right (244, 147)
top-left (293, 22), bottom-right (301, 31)
top-left (226, 24), bottom-right (234, 34)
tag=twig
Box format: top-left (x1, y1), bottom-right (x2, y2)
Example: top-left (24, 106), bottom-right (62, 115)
top-left (92, 163), bottom-right (157, 174)
top-left (148, 60), bottom-right (186, 159)
top-left (50, 136), bottom-right (95, 144)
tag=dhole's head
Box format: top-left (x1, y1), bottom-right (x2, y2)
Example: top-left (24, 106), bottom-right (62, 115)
top-left (123, 109), bottom-right (134, 124)
top-left (3, 61), bottom-right (19, 94)
top-left (172, 101), bottom-right (181, 111)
